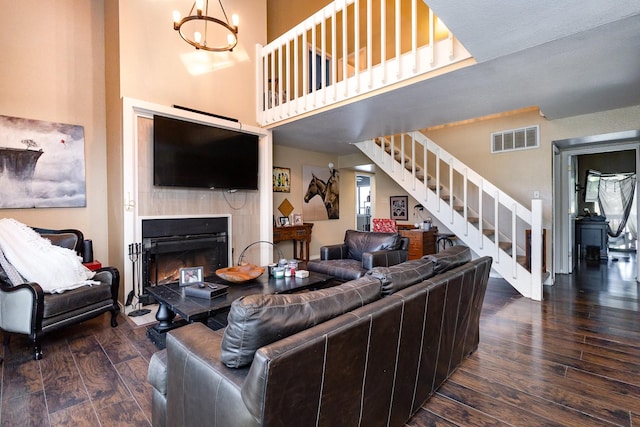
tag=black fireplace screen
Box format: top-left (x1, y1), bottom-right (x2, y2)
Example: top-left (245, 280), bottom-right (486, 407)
top-left (141, 217), bottom-right (229, 290)
top-left (143, 235), bottom-right (227, 287)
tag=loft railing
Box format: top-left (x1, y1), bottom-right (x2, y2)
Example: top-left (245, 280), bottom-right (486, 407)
top-left (355, 132), bottom-right (544, 300)
top-left (256, 0), bottom-right (472, 126)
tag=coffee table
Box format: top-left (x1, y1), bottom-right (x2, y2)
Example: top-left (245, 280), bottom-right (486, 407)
top-left (146, 270), bottom-right (334, 348)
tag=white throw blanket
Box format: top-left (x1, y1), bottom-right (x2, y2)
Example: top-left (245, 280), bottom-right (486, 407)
top-left (0, 218), bottom-right (98, 293)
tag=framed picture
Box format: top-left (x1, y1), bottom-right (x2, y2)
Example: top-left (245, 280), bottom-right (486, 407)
top-left (279, 216), bottom-right (290, 226)
top-left (273, 167), bottom-right (291, 192)
top-left (293, 213), bottom-right (303, 225)
top-left (390, 195), bottom-right (409, 221)
top-left (179, 266), bottom-right (203, 286)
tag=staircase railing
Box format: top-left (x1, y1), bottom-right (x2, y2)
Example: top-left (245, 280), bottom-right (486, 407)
top-left (355, 132), bottom-right (543, 300)
top-left (256, 0), bottom-right (472, 126)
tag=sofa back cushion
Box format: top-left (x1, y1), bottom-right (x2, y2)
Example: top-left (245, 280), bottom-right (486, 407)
top-left (344, 229), bottom-right (401, 261)
top-left (368, 258), bottom-right (435, 296)
top-left (423, 245), bottom-right (472, 274)
top-left (221, 276), bottom-right (382, 368)
top-left (40, 232), bottom-right (80, 252)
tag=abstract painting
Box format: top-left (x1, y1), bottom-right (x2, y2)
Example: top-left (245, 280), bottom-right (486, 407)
top-left (0, 115), bottom-right (87, 208)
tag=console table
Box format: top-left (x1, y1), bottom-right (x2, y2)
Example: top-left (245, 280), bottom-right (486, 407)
top-left (575, 219), bottom-right (609, 261)
top-left (273, 223), bottom-right (313, 262)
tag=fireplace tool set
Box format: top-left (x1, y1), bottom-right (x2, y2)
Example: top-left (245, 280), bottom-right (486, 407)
top-left (127, 242), bottom-right (151, 317)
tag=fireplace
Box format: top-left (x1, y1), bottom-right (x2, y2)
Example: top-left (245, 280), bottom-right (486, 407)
top-left (141, 217), bottom-right (229, 302)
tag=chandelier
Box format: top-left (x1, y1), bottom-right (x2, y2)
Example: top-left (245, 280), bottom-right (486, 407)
top-left (173, 0), bottom-right (239, 52)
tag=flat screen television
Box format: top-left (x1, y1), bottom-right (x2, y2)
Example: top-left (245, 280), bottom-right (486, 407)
top-left (153, 115), bottom-right (259, 190)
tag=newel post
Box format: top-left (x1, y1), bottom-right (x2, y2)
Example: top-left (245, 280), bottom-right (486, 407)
top-left (531, 199), bottom-right (543, 301)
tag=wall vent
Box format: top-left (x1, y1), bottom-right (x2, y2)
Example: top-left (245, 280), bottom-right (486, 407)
top-left (491, 125), bottom-right (539, 153)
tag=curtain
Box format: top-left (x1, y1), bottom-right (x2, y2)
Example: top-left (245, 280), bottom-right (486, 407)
top-left (597, 173), bottom-right (636, 238)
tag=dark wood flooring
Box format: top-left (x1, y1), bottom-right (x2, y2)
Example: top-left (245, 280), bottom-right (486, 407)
top-left (1, 251), bottom-right (638, 426)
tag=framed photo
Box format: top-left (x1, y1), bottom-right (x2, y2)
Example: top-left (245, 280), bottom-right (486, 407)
top-left (390, 195), bottom-right (409, 221)
top-left (293, 213), bottom-right (303, 225)
top-left (273, 167), bottom-right (291, 192)
top-left (279, 216), bottom-right (290, 226)
top-left (179, 266), bottom-right (203, 286)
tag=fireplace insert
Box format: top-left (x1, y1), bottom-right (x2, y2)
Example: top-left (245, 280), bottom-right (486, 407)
top-left (140, 217), bottom-right (229, 303)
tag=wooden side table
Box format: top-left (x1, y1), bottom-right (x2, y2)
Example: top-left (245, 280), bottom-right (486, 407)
top-left (273, 223), bottom-right (313, 262)
top-left (399, 228), bottom-right (438, 260)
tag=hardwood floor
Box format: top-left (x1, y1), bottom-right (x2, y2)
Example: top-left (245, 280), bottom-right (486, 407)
top-left (1, 251), bottom-right (638, 426)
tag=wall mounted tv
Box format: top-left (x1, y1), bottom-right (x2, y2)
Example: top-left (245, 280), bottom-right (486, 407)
top-left (153, 115), bottom-right (259, 190)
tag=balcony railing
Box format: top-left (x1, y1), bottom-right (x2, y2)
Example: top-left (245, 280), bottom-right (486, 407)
top-left (257, 0), bottom-right (473, 126)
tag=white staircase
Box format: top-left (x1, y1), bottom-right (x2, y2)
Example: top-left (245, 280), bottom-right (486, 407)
top-left (355, 132), bottom-right (544, 300)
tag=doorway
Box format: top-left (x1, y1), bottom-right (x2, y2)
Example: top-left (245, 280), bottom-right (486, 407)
top-left (356, 174), bottom-right (372, 231)
top-left (552, 130), bottom-right (640, 281)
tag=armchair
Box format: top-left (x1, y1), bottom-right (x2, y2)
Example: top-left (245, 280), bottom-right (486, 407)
top-left (0, 226), bottom-right (119, 360)
top-left (306, 229), bottom-right (409, 281)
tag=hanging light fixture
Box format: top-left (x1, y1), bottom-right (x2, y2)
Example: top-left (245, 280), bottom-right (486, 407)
top-left (173, 0), bottom-right (239, 52)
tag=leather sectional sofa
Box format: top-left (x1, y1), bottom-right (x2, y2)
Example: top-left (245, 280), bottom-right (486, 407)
top-left (148, 246), bottom-right (491, 427)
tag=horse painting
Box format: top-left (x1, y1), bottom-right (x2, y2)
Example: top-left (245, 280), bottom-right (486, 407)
top-left (303, 167), bottom-right (339, 220)
top-left (323, 168), bottom-right (339, 219)
top-left (303, 174), bottom-right (326, 204)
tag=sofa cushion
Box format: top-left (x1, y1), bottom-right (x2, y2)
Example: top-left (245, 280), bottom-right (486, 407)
top-left (221, 276), bottom-right (382, 368)
top-left (39, 232), bottom-right (80, 252)
top-left (423, 245), bottom-right (472, 274)
top-left (42, 281), bottom-right (113, 318)
top-left (368, 258), bottom-right (435, 296)
top-left (306, 258), bottom-right (367, 281)
top-left (344, 229), bottom-right (401, 261)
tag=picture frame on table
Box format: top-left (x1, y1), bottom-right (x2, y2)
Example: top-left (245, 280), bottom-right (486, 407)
top-left (179, 266), bottom-right (204, 286)
top-left (279, 216), bottom-right (291, 226)
top-left (293, 213), bottom-right (303, 225)
top-left (390, 195), bottom-right (409, 221)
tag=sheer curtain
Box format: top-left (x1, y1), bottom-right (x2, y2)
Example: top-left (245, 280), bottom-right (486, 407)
top-left (597, 173), bottom-right (637, 238)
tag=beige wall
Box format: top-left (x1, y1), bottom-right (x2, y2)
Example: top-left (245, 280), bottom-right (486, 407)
top-left (104, 0), bottom-right (267, 290)
top-left (118, 0), bottom-right (265, 126)
top-left (273, 145), bottom-right (425, 260)
top-left (424, 109), bottom-right (553, 227)
top-left (0, 1), bottom-right (109, 262)
top-left (422, 106), bottom-right (640, 229)
top-left (268, 0), bottom-right (329, 41)
top-left (274, 145), bottom-right (353, 259)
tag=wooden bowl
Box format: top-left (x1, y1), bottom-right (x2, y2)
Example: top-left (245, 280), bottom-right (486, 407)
top-left (216, 264), bottom-right (265, 283)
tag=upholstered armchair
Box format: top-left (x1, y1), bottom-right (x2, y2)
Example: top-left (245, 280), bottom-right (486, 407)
top-left (306, 229), bottom-right (409, 281)
top-left (0, 226), bottom-right (119, 360)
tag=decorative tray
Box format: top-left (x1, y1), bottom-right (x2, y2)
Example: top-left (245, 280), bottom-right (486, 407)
top-left (216, 264), bottom-right (265, 283)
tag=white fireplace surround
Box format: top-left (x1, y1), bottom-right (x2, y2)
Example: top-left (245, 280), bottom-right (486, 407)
top-left (120, 98), bottom-right (273, 303)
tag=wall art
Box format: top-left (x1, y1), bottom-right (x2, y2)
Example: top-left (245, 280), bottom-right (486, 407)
top-left (0, 115), bottom-right (87, 208)
top-left (302, 164), bottom-right (339, 220)
top-left (273, 166), bottom-right (290, 192)
top-left (390, 195), bottom-right (409, 221)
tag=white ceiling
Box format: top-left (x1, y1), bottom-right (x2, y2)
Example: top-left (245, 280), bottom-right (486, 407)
top-left (270, 1), bottom-right (640, 155)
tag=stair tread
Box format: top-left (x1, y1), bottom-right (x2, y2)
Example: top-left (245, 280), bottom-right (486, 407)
top-left (498, 241), bottom-right (512, 251)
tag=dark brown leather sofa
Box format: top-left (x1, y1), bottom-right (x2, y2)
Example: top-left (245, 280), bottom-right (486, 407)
top-left (148, 246), bottom-right (491, 427)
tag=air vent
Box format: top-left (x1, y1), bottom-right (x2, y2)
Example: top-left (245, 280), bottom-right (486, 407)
top-left (491, 125), bottom-right (539, 153)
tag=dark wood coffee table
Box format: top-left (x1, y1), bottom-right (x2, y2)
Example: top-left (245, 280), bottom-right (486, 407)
top-left (146, 270), bottom-right (334, 348)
